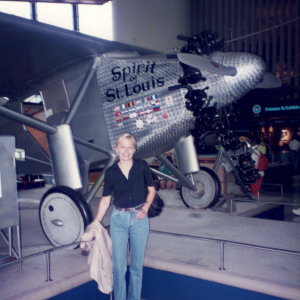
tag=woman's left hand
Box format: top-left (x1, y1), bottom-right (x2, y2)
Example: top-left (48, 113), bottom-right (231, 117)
top-left (135, 207), bottom-right (148, 220)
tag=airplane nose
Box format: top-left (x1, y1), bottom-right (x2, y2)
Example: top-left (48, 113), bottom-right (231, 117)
top-left (220, 51), bottom-right (266, 97)
top-left (208, 51), bottom-right (266, 107)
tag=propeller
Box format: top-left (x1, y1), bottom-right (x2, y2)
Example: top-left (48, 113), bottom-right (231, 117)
top-left (177, 53), bottom-right (237, 76)
top-left (255, 72), bottom-right (282, 89)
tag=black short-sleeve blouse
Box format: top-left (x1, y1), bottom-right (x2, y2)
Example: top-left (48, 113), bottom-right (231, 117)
top-left (102, 159), bottom-right (154, 208)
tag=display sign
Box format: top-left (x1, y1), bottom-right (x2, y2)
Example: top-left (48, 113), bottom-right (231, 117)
top-left (264, 105), bottom-right (300, 112)
top-left (252, 100), bottom-right (300, 118)
top-left (252, 105), bottom-right (261, 114)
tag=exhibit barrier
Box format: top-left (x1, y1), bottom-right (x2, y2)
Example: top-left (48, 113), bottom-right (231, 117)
top-left (0, 136), bottom-right (22, 265)
top-left (0, 230), bottom-right (299, 282)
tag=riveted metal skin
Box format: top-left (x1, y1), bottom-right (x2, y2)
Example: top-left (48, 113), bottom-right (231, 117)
top-left (96, 52), bottom-right (265, 159)
top-left (203, 52), bottom-right (266, 108)
top-left (97, 54), bottom-right (194, 159)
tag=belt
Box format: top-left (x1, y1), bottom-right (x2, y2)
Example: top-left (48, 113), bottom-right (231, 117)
top-left (115, 204), bottom-right (144, 212)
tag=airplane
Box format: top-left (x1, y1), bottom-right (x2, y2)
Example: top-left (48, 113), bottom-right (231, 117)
top-left (0, 12), bottom-right (283, 246)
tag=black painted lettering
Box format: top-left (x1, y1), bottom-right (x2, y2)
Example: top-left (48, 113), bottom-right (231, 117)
top-left (116, 88), bottom-right (121, 99)
top-left (125, 84), bottom-right (133, 97)
top-left (106, 89), bottom-right (115, 102)
top-left (157, 77), bottom-right (164, 87)
top-left (139, 64), bottom-right (146, 73)
top-left (123, 67), bottom-right (131, 82)
top-left (151, 76), bottom-right (156, 88)
top-left (132, 62), bottom-right (136, 74)
top-left (133, 84), bottom-right (141, 94)
top-left (150, 62), bottom-right (156, 73)
top-left (142, 82), bottom-right (150, 91)
top-left (145, 61), bottom-right (150, 72)
top-left (112, 67), bottom-right (121, 82)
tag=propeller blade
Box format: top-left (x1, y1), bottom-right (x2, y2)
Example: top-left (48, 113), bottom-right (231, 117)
top-left (256, 72), bottom-right (282, 89)
top-left (177, 53), bottom-right (237, 76)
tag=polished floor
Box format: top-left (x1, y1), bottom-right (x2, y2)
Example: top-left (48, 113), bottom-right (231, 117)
top-left (258, 176), bottom-right (300, 223)
top-left (50, 267), bottom-right (286, 300)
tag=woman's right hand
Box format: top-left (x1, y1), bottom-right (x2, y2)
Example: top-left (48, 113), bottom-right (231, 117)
top-left (95, 195), bottom-right (111, 223)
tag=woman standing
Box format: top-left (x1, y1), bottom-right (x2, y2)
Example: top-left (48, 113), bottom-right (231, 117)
top-left (95, 133), bottom-right (156, 300)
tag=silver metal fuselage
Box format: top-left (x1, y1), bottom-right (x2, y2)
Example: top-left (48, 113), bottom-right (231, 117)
top-left (0, 51), bottom-right (266, 190)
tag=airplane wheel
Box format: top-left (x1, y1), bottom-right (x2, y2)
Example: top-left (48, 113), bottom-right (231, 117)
top-left (180, 167), bottom-right (221, 209)
top-left (39, 186), bottom-right (93, 247)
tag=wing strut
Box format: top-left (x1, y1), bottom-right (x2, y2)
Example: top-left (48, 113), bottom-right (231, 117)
top-left (0, 106), bottom-right (57, 135)
top-left (63, 57), bottom-right (100, 125)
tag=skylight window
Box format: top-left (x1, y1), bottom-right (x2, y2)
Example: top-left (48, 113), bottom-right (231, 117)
top-left (0, 1), bottom-right (30, 19)
top-left (37, 3), bottom-right (73, 30)
top-left (0, 1), bottom-right (113, 40)
top-left (78, 2), bottom-right (113, 40)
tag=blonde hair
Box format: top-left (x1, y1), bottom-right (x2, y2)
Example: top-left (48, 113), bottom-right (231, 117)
top-left (115, 133), bottom-right (136, 149)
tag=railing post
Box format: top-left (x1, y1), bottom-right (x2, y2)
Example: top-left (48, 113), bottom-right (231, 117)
top-left (8, 227), bottom-right (12, 257)
top-left (45, 252), bottom-right (53, 282)
top-left (17, 225), bottom-right (22, 272)
top-left (219, 242), bottom-right (225, 270)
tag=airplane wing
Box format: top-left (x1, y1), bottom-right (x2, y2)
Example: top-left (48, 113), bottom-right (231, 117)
top-left (0, 12), bottom-right (159, 175)
top-left (0, 12), bottom-right (158, 100)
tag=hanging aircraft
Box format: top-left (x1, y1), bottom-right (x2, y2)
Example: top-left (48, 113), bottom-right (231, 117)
top-left (0, 12), bottom-right (283, 246)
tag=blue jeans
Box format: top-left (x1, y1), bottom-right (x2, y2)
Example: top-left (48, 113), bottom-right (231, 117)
top-left (111, 207), bottom-right (149, 300)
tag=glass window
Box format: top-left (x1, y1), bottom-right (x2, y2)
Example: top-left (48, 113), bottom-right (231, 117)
top-left (23, 94), bottom-right (42, 104)
top-left (0, 1), bottom-right (113, 39)
top-left (78, 2), bottom-right (113, 40)
top-left (37, 3), bottom-right (73, 30)
top-left (0, 1), bottom-right (30, 19)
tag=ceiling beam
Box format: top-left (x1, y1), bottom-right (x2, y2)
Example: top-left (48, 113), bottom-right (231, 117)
top-left (2, 0), bottom-right (110, 5)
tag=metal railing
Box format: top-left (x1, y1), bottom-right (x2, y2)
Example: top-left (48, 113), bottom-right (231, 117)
top-left (0, 242), bottom-right (80, 282)
top-left (229, 197), bottom-right (300, 216)
top-left (221, 181), bottom-right (284, 199)
top-left (1, 229), bottom-right (300, 282)
top-left (224, 181), bottom-right (300, 215)
top-left (149, 230), bottom-right (300, 271)
top-left (253, 182), bottom-right (284, 199)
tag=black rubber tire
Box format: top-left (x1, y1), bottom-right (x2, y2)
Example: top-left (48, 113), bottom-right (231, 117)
top-left (180, 167), bottom-right (221, 209)
top-left (39, 186), bottom-right (93, 247)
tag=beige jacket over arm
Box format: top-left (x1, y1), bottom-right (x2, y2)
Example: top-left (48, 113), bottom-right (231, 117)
top-left (80, 220), bottom-right (113, 294)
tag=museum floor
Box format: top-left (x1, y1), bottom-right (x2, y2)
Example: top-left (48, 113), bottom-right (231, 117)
top-left (0, 178), bottom-right (299, 300)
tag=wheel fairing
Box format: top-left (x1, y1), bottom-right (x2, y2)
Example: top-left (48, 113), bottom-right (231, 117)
top-left (39, 186), bottom-right (93, 247)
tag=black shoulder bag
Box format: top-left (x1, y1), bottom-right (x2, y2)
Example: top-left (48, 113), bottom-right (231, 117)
top-left (141, 161), bottom-right (164, 218)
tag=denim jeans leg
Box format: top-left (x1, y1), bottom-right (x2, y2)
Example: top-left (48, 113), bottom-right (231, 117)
top-left (111, 209), bottom-right (130, 300)
top-left (128, 213), bottom-right (149, 300)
